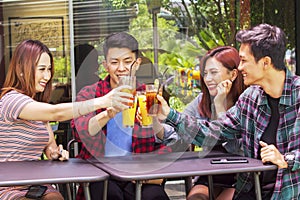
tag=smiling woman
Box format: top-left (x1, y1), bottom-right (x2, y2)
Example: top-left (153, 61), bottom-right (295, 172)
top-left (0, 39), bottom-right (133, 200)
top-left (35, 53), bottom-right (52, 93)
top-left (179, 46), bottom-right (246, 200)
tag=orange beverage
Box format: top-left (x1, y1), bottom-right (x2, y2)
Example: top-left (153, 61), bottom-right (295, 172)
top-left (138, 94), bottom-right (153, 127)
top-left (122, 96), bottom-right (137, 127)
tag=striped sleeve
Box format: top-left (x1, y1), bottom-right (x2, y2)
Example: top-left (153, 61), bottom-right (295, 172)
top-left (1, 91), bottom-right (34, 122)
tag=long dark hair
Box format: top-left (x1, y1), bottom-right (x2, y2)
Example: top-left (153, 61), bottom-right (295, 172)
top-left (198, 46), bottom-right (245, 118)
top-left (1, 39), bottom-right (54, 102)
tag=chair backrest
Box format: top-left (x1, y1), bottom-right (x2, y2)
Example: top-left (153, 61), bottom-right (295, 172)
top-left (50, 87), bottom-right (65, 104)
top-left (50, 84), bottom-right (72, 104)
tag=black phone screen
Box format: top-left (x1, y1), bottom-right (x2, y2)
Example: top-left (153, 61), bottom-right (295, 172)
top-left (25, 185), bottom-right (47, 199)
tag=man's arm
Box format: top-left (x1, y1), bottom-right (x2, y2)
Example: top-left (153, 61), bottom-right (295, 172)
top-left (157, 94), bottom-right (241, 148)
top-left (88, 107), bottom-right (119, 136)
top-left (72, 85), bottom-right (105, 143)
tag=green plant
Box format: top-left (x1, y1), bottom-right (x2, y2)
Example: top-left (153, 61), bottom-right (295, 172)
top-left (169, 96), bottom-right (186, 112)
top-left (53, 57), bottom-right (70, 84)
top-left (103, 0), bottom-right (203, 111)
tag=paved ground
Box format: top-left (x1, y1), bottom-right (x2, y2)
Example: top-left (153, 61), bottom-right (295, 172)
top-left (164, 180), bottom-right (187, 200)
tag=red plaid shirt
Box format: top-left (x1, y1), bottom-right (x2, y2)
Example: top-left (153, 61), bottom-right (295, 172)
top-left (71, 76), bottom-right (171, 160)
top-left (71, 76), bottom-right (171, 200)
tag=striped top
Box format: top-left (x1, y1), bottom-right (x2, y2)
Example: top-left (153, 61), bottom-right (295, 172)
top-left (0, 90), bottom-right (49, 161)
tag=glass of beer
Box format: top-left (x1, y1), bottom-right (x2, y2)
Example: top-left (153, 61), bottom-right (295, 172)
top-left (119, 76), bottom-right (136, 127)
top-left (146, 84), bottom-right (160, 116)
top-left (137, 92), bottom-right (153, 128)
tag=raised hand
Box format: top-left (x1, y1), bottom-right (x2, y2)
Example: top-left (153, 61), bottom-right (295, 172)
top-left (102, 85), bottom-right (133, 110)
top-left (106, 107), bottom-right (119, 119)
top-left (214, 79), bottom-right (233, 114)
top-left (156, 94), bottom-right (170, 121)
top-left (214, 80), bottom-right (232, 105)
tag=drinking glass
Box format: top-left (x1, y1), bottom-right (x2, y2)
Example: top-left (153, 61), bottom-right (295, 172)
top-left (118, 76), bottom-right (136, 107)
top-left (137, 92), bottom-right (153, 127)
top-left (122, 96), bottom-right (137, 127)
top-left (119, 76), bottom-right (137, 127)
top-left (145, 84), bottom-right (161, 116)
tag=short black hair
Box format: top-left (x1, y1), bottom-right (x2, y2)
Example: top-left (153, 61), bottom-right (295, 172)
top-left (103, 32), bottom-right (139, 60)
top-left (236, 23), bottom-right (286, 70)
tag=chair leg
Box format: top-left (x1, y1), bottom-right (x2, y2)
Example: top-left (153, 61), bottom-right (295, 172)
top-left (56, 183), bottom-right (74, 200)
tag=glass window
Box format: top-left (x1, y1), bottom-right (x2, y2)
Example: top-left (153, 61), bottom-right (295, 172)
top-left (0, 0), bottom-right (297, 107)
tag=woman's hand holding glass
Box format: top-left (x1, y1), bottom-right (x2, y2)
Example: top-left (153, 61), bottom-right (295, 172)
top-left (102, 85), bottom-right (134, 110)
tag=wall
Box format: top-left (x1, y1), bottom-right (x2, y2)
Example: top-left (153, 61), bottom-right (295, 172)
top-left (2, 0), bottom-right (69, 71)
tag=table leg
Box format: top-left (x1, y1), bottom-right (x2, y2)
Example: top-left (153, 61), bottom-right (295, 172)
top-left (103, 180), bottom-right (108, 200)
top-left (254, 172), bottom-right (262, 200)
top-left (135, 181), bottom-right (142, 200)
top-left (66, 183), bottom-right (72, 200)
top-left (83, 182), bottom-right (91, 200)
top-left (208, 175), bottom-right (214, 200)
top-left (184, 176), bottom-right (193, 195)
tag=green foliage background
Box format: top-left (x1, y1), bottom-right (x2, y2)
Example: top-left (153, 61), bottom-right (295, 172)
top-left (52, 0), bottom-right (296, 111)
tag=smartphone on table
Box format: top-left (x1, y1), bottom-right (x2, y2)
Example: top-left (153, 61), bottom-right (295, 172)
top-left (25, 185), bottom-right (47, 199)
top-left (210, 158), bottom-right (248, 164)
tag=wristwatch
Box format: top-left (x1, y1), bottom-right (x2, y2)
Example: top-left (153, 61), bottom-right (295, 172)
top-left (284, 152), bottom-right (295, 168)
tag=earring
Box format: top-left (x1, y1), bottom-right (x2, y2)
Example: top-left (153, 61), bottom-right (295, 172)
top-left (20, 73), bottom-right (23, 77)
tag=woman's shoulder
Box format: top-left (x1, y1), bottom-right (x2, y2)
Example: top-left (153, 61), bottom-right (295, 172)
top-left (183, 93), bottom-right (203, 117)
top-left (197, 93), bottom-right (203, 101)
top-left (1, 90), bottom-right (32, 102)
top-left (191, 93), bottom-right (203, 105)
top-left (0, 90), bottom-right (34, 117)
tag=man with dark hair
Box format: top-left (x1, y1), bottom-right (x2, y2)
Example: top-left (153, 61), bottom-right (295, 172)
top-left (72, 32), bottom-right (170, 200)
top-left (158, 23), bottom-right (300, 199)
